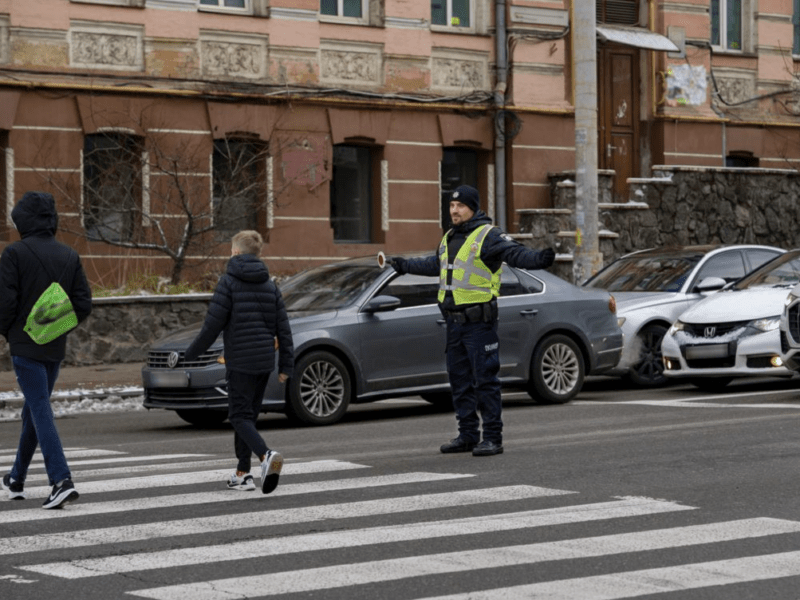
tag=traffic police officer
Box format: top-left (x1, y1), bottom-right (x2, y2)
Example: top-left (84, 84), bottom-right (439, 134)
top-left (388, 185), bottom-right (555, 456)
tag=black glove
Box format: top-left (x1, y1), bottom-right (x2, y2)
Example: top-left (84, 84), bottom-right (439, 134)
top-left (540, 248), bottom-right (555, 268)
top-left (386, 256), bottom-right (408, 274)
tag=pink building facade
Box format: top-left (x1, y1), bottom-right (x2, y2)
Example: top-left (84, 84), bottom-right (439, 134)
top-left (0, 0), bottom-right (798, 284)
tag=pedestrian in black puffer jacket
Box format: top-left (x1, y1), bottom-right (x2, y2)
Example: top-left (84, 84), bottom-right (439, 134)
top-left (184, 230), bottom-right (293, 495)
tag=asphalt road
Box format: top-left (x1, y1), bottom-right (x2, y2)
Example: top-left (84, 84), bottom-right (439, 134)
top-left (2, 377), bottom-right (800, 599)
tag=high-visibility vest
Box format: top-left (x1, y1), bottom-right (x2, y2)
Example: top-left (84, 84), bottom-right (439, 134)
top-left (438, 224), bottom-right (501, 304)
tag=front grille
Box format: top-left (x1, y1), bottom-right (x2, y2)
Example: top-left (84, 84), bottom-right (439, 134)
top-left (147, 350), bottom-right (221, 369)
top-left (788, 304), bottom-right (800, 343)
top-left (686, 357), bottom-right (736, 369)
top-left (145, 387), bottom-right (227, 402)
top-left (683, 321), bottom-right (749, 339)
top-left (781, 330), bottom-right (789, 354)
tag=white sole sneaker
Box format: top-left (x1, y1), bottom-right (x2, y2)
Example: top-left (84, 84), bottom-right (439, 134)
top-left (226, 473), bottom-right (256, 491)
top-left (42, 482), bottom-right (79, 510)
top-left (260, 451), bottom-right (283, 495)
top-left (1, 475), bottom-right (26, 500)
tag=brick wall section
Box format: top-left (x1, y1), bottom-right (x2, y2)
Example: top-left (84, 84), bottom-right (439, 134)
top-left (517, 166), bottom-right (800, 281)
top-left (0, 295), bottom-right (211, 371)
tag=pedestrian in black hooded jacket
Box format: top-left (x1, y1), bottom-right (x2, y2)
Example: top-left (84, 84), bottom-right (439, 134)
top-left (184, 230), bottom-right (293, 495)
top-left (0, 191), bottom-right (92, 509)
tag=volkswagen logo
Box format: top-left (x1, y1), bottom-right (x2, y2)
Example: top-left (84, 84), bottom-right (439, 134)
top-left (167, 351), bottom-right (180, 369)
top-left (704, 326), bottom-right (717, 338)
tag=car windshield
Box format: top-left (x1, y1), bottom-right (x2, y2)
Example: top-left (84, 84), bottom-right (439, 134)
top-left (584, 252), bottom-right (702, 292)
top-left (280, 262), bottom-right (383, 312)
top-left (732, 251), bottom-right (800, 289)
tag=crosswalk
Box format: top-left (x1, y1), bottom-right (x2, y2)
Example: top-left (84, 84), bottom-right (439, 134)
top-left (2, 447), bottom-right (800, 599)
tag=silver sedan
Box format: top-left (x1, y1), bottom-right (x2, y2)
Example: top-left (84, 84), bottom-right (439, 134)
top-left (143, 255), bottom-right (623, 426)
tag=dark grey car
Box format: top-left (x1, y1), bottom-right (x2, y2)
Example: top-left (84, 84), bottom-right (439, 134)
top-left (142, 255), bottom-right (623, 426)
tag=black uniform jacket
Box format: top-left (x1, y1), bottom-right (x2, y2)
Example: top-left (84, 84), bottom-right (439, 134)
top-left (403, 211), bottom-right (553, 311)
top-left (184, 254), bottom-right (294, 376)
top-left (0, 192), bottom-right (92, 362)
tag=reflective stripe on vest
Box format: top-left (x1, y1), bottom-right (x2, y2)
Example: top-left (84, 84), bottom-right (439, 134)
top-left (438, 224), bottom-right (501, 305)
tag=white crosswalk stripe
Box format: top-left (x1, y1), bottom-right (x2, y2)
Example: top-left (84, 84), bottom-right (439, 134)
top-left (3, 446), bottom-right (800, 600)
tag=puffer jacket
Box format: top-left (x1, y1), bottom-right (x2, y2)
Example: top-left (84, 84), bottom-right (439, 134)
top-left (184, 253), bottom-right (294, 375)
top-left (0, 191), bottom-right (92, 362)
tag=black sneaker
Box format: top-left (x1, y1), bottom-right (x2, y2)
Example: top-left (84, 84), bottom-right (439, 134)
top-left (472, 440), bottom-right (504, 456)
top-left (440, 437), bottom-right (477, 454)
top-left (42, 479), bottom-right (79, 509)
top-left (2, 474), bottom-right (25, 500)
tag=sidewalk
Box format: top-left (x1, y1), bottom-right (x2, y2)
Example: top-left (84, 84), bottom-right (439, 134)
top-left (0, 362), bottom-right (144, 396)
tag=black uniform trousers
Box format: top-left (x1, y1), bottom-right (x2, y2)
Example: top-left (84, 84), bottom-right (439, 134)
top-left (445, 316), bottom-right (503, 444)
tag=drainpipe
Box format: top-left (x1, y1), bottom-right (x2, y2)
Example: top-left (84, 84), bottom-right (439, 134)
top-left (494, 0), bottom-right (508, 231)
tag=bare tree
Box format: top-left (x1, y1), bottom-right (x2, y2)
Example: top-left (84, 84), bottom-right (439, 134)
top-left (26, 105), bottom-right (329, 285)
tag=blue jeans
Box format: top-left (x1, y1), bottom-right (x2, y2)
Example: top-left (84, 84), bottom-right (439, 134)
top-left (445, 318), bottom-right (503, 444)
top-left (226, 370), bottom-right (270, 473)
top-left (10, 355), bottom-right (71, 486)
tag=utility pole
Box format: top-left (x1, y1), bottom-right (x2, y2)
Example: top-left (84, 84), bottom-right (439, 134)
top-left (571, 0), bottom-right (603, 284)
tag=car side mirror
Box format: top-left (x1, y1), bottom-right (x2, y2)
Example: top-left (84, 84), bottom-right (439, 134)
top-left (694, 276), bottom-right (727, 293)
top-left (362, 295), bottom-right (402, 313)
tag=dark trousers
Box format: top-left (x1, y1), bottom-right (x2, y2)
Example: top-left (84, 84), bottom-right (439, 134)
top-left (226, 369), bottom-right (271, 473)
top-left (10, 356), bottom-right (70, 486)
top-left (445, 318), bottom-right (503, 444)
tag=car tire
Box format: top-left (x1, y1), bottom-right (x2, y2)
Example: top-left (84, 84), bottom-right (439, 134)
top-left (420, 392), bottom-right (453, 410)
top-left (175, 409), bottom-right (227, 427)
top-left (527, 334), bottom-right (585, 404)
top-left (627, 324), bottom-right (669, 387)
top-left (286, 351), bottom-right (351, 426)
top-left (689, 377), bottom-right (733, 392)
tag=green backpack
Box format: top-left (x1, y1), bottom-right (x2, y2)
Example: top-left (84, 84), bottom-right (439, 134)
top-left (21, 241), bottom-right (79, 345)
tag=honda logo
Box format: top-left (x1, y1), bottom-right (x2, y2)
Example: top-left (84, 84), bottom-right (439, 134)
top-left (704, 326), bottom-right (717, 338)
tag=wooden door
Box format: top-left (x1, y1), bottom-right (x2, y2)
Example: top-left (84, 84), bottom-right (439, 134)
top-left (598, 45), bottom-right (639, 202)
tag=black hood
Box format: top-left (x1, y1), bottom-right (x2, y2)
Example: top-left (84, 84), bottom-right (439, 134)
top-left (452, 210), bottom-right (492, 235)
top-left (10, 191), bottom-right (58, 238)
top-left (227, 253), bottom-right (270, 284)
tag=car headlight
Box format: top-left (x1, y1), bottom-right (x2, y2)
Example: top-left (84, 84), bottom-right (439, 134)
top-left (617, 316), bottom-right (626, 328)
top-left (668, 320), bottom-right (685, 336)
top-left (784, 291), bottom-right (800, 309)
top-left (748, 316), bottom-right (781, 332)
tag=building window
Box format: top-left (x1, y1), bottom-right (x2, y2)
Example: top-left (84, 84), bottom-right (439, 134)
top-left (794, 0), bottom-right (800, 55)
top-left (711, 0), bottom-right (742, 51)
top-left (83, 133), bottom-right (143, 243)
top-left (440, 148), bottom-right (477, 230)
top-left (0, 130), bottom-right (7, 242)
top-left (726, 150), bottom-right (759, 167)
top-left (320, 0), bottom-right (363, 18)
top-left (330, 145), bottom-right (377, 243)
top-left (198, 0), bottom-right (249, 12)
top-left (431, 0), bottom-right (471, 28)
top-left (212, 138), bottom-right (268, 238)
top-left (596, 0), bottom-right (638, 25)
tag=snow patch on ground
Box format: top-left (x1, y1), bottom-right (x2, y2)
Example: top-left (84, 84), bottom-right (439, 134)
top-left (0, 390), bottom-right (145, 422)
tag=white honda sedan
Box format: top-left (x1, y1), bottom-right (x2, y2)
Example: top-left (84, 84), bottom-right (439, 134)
top-left (661, 249), bottom-right (800, 390)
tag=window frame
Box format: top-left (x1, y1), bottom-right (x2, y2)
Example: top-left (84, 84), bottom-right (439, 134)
top-left (794, 0), bottom-right (800, 56)
top-left (319, 0), bottom-right (369, 25)
top-left (82, 132), bottom-right (144, 244)
top-left (210, 137), bottom-right (269, 239)
top-left (198, 0), bottom-right (251, 15)
top-left (711, 0), bottom-right (743, 52)
top-left (330, 143), bottom-right (381, 244)
top-left (431, 0), bottom-right (474, 32)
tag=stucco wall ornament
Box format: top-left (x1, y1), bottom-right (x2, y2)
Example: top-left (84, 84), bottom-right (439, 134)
top-left (72, 32), bottom-right (138, 67)
top-left (321, 51), bottom-right (378, 83)
top-left (432, 58), bottom-right (484, 90)
top-left (202, 42), bottom-right (262, 77)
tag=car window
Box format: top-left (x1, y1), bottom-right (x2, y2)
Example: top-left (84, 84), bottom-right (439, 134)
top-left (500, 267), bottom-right (543, 296)
top-left (745, 249), bottom-right (781, 271)
top-left (693, 251), bottom-right (746, 284)
top-left (585, 254), bottom-right (701, 292)
top-left (281, 263), bottom-right (383, 311)
top-left (735, 251), bottom-right (800, 289)
top-left (380, 274), bottom-right (440, 308)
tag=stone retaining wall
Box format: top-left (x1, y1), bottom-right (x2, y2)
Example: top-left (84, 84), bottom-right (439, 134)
top-left (0, 295), bottom-right (212, 372)
top-left (517, 165), bottom-right (800, 281)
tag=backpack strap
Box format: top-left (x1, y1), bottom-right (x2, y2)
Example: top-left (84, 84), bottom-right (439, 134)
top-left (20, 239), bottom-right (72, 286)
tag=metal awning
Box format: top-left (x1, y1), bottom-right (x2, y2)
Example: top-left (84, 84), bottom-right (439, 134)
top-left (597, 24), bottom-right (679, 52)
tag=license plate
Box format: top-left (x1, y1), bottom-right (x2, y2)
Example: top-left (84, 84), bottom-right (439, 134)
top-left (146, 370), bottom-right (190, 388)
top-left (685, 344), bottom-right (729, 359)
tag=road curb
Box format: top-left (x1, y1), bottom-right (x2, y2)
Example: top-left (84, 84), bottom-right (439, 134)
top-left (0, 388), bottom-right (145, 408)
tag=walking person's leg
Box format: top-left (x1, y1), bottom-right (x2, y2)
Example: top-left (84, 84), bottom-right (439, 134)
top-left (9, 356), bottom-right (79, 507)
top-left (441, 321), bottom-right (480, 453)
